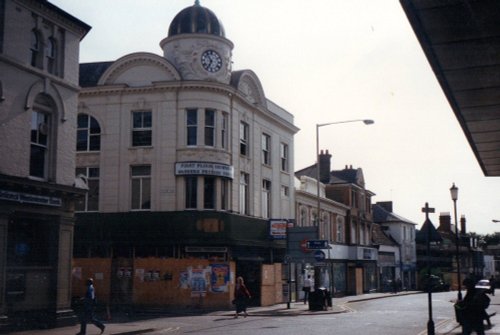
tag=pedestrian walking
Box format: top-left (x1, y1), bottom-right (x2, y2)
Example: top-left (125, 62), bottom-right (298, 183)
top-left (459, 278), bottom-right (490, 335)
top-left (489, 275), bottom-right (496, 296)
top-left (77, 278), bottom-right (105, 335)
top-left (302, 275), bottom-right (313, 304)
top-left (234, 276), bottom-right (251, 318)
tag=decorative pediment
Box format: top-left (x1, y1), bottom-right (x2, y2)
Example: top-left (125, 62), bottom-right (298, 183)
top-left (98, 52), bottom-right (181, 86)
top-left (231, 70), bottom-right (266, 107)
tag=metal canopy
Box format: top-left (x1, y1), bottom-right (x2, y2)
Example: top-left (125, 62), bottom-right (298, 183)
top-left (401, 0), bottom-right (500, 176)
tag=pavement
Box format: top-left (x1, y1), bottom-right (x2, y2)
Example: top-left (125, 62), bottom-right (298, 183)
top-left (4, 290), bottom-right (500, 335)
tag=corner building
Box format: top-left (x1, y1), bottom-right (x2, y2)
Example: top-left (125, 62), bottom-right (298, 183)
top-left (0, 0), bottom-right (90, 328)
top-left (75, 2), bottom-right (298, 307)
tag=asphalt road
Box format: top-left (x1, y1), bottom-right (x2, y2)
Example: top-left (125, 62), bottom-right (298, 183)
top-left (144, 291), bottom-right (458, 335)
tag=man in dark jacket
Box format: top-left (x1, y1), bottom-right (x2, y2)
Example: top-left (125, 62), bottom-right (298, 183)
top-left (460, 278), bottom-right (490, 335)
top-left (77, 278), bottom-right (105, 335)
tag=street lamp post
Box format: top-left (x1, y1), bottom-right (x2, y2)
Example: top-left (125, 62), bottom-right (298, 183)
top-left (315, 119), bottom-right (374, 228)
top-left (450, 183), bottom-right (462, 301)
top-left (315, 119), bottom-right (373, 294)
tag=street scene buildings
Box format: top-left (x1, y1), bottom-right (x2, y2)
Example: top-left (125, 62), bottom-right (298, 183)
top-left (0, 0), bottom-right (499, 331)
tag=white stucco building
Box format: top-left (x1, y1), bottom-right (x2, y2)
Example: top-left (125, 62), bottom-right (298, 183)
top-left (74, 1), bottom-right (298, 304)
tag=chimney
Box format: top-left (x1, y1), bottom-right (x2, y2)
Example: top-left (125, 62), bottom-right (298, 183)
top-left (376, 201), bottom-right (393, 213)
top-left (460, 215), bottom-right (466, 234)
top-left (319, 150), bottom-right (331, 184)
top-left (438, 212), bottom-right (451, 233)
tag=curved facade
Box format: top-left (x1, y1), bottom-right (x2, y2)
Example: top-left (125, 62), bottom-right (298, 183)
top-left (75, 2), bottom-right (298, 307)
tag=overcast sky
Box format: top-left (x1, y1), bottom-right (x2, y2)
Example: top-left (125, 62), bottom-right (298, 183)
top-left (51, 0), bottom-right (500, 234)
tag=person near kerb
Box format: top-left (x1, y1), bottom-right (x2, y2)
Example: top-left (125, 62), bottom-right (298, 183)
top-left (234, 276), bottom-right (251, 318)
top-left (459, 277), bottom-right (491, 335)
top-left (77, 278), bottom-right (105, 335)
top-left (489, 275), bottom-right (496, 296)
top-left (302, 274), bottom-right (313, 304)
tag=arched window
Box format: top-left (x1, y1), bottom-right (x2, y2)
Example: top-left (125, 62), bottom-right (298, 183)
top-left (77, 113), bottom-right (101, 151)
top-left (30, 94), bottom-right (55, 180)
top-left (30, 30), bottom-right (41, 68)
top-left (46, 37), bottom-right (57, 75)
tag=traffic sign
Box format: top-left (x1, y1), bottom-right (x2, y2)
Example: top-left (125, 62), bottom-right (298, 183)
top-left (314, 250), bottom-right (326, 261)
top-left (306, 240), bottom-right (329, 249)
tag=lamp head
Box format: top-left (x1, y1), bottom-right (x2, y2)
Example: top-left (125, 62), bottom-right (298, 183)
top-left (363, 119), bottom-right (374, 125)
top-left (450, 183), bottom-right (458, 201)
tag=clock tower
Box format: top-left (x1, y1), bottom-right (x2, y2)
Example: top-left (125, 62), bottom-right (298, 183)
top-left (160, 1), bottom-right (233, 84)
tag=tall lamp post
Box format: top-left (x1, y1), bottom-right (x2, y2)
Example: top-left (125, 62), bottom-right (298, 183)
top-left (315, 119), bottom-right (374, 228)
top-left (450, 183), bottom-right (462, 301)
top-left (315, 119), bottom-right (373, 294)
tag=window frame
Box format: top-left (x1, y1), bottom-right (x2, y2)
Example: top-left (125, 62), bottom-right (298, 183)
top-left (280, 142), bottom-right (289, 172)
top-left (46, 36), bottom-right (57, 75)
top-left (204, 109), bottom-right (216, 147)
top-left (203, 176), bottom-right (216, 209)
top-left (77, 113), bottom-right (101, 152)
top-left (75, 167), bottom-right (100, 212)
top-left (131, 110), bottom-right (152, 147)
top-left (130, 165), bottom-right (151, 210)
top-left (185, 176), bottom-right (198, 209)
top-left (221, 112), bottom-right (228, 150)
top-left (30, 29), bottom-right (41, 68)
top-left (240, 122), bottom-right (249, 156)
top-left (262, 179), bottom-right (271, 218)
top-left (186, 109), bottom-right (198, 146)
top-left (239, 172), bottom-right (250, 215)
top-left (262, 133), bottom-right (271, 165)
top-left (29, 94), bottom-right (55, 181)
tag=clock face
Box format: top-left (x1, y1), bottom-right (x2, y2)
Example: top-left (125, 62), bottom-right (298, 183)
top-left (201, 50), bottom-right (222, 73)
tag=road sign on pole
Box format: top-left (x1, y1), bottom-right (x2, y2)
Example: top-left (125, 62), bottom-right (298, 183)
top-left (306, 240), bottom-right (329, 249)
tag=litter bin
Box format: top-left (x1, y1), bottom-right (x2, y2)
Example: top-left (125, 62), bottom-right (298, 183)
top-left (308, 287), bottom-right (327, 311)
top-left (325, 289), bottom-right (332, 307)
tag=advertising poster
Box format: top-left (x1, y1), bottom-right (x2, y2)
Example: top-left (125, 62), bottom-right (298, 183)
top-left (210, 264), bottom-right (229, 292)
top-left (190, 268), bottom-right (207, 297)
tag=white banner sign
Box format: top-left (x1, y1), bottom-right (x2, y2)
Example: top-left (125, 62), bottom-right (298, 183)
top-left (175, 162), bottom-right (234, 179)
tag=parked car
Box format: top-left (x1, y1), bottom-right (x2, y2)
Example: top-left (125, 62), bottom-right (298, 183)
top-left (475, 279), bottom-right (491, 293)
top-left (421, 275), bottom-right (450, 292)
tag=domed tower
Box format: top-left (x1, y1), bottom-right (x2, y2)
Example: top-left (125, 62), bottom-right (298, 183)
top-left (160, 0), bottom-right (233, 84)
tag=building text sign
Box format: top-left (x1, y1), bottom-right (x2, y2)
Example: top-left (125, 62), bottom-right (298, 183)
top-left (0, 189), bottom-right (62, 207)
top-left (175, 162), bottom-right (234, 179)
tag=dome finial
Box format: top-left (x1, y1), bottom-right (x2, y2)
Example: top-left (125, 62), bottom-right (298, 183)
top-left (194, 0), bottom-right (200, 5)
